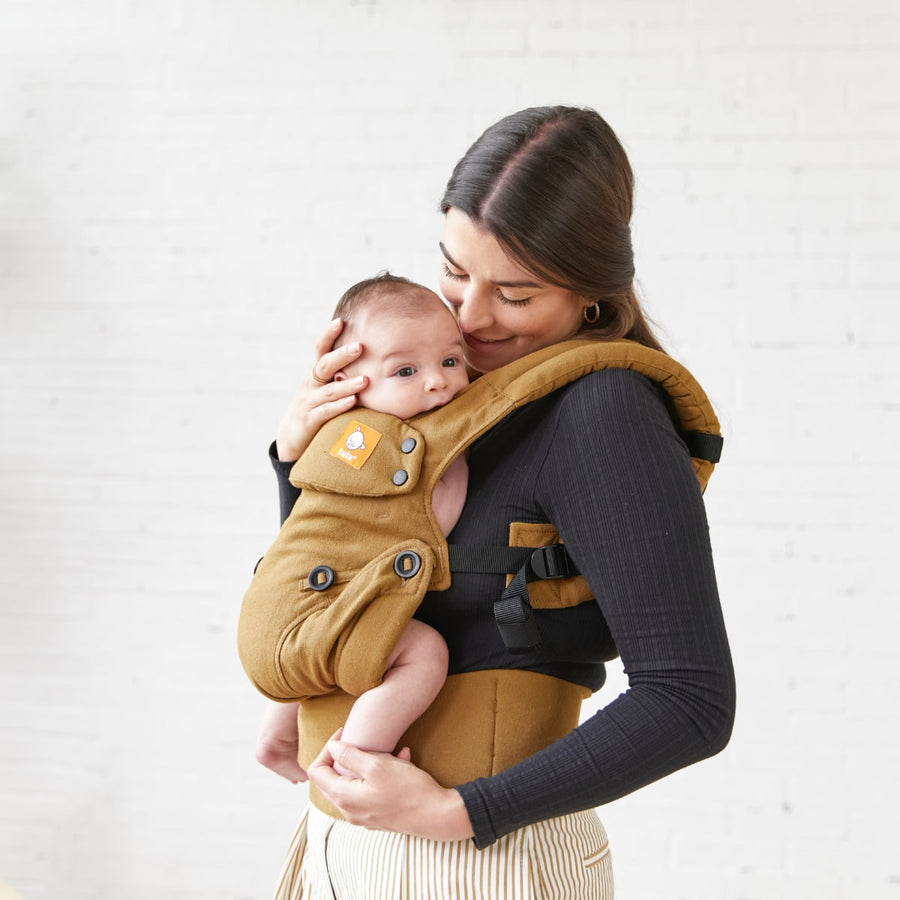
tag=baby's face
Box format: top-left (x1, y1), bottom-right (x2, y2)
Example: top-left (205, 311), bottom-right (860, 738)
top-left (349, 299), bottom-right (469, 419)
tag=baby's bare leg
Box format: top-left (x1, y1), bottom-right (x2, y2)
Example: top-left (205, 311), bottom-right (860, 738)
top-left (335, 619), bottom-right (448, 777)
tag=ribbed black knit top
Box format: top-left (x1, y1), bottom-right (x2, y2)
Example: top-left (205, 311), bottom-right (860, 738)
top-left (271, 367), bottom-right (735, 849)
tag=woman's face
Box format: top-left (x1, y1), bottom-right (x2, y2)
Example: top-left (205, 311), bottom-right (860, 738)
top-left (439, 208), bottom-right (593, 373)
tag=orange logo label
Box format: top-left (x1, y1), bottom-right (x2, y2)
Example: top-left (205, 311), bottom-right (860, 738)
top-left (329, 420), bottom-right (382, 469)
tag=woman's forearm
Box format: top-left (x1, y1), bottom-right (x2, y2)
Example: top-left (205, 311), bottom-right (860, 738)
top-left (457, 663), bottom-right (735, 848)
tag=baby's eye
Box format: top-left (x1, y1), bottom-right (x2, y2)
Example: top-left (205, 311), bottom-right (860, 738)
top-left (442, 358), bottom-right (459, 368)
top-left (396, 366), bottom-right (416, 377)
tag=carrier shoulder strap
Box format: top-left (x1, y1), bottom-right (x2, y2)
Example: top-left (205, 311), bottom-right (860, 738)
top-left (412, 337), bottom-right (722, 490)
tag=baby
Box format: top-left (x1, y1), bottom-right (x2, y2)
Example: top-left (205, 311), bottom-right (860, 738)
top-left (257, 273), bottom-right (469, 780)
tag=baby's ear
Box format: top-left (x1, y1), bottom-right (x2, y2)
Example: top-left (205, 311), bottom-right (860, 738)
top-left (333, 370), bottom-right (348, 382)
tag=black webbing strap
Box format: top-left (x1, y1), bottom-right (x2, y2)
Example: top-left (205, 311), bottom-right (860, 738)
top-left (447, 543), bottom-right (578, 654)
top-left (446, 545), bottom-right (534, 576)
top-left (681, 430), bottom-right (724, 463)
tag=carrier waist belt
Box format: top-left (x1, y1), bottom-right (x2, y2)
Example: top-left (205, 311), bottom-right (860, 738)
top-left (297, 668), bottom-right (590, 820)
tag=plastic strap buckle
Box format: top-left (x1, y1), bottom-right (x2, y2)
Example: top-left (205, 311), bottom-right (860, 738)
top-left (529, 544), bottom-right (574, 580)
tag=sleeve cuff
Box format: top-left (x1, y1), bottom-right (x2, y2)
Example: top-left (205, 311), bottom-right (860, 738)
top-left (269, 441), bottom-right (302, 525)
top-left (455, 782), bottom-right (498, 850)
top-left (268, 440), bottom-right (295, 475)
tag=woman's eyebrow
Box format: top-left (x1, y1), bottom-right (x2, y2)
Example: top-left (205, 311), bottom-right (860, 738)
top-left (439, 242), bottom-right (542, 289)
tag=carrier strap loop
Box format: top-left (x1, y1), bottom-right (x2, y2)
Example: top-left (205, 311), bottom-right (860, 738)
top-left (681, 430), bottom-right (724, 463)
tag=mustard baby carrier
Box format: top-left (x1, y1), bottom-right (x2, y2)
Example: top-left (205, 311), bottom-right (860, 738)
top-left (237, 339), bottom-right (722, 813)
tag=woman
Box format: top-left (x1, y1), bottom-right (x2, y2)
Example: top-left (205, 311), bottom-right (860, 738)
top-left (259, 105), bottom-right (735, 898)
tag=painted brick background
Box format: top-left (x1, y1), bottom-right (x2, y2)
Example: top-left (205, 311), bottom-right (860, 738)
top-left (1, 1), bottom-right (897, 898)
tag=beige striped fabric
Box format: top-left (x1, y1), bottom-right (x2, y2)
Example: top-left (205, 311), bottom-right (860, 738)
top-left (272, 805), bottom-right (613, 900)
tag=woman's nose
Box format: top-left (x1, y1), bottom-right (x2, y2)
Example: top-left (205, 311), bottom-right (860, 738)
top-left (454, 284), bottom-right (493, 332)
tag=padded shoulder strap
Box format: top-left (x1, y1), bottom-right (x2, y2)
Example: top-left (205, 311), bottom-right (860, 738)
top-left (410, 339), bottom-right (723, 491)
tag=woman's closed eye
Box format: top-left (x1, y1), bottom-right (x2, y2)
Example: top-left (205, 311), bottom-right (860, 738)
top-left (497, 291), bottom-right (532, 307)
top-left (440, 261), bottom-right (466, 282)
top-left (441, 260), bottom-right (531, 307)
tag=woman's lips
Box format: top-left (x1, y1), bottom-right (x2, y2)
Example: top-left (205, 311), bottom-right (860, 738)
top-left (463, 333), bottom-right (509, 352)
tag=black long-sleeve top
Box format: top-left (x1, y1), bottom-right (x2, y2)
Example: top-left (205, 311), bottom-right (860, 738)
top-left (271, 368), bottom-right (735, 848)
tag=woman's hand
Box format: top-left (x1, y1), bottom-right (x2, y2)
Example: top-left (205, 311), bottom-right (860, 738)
top-left (274, 318), bottom-right (367, 462)
top-left (307, 732), bottom-right (475, 842)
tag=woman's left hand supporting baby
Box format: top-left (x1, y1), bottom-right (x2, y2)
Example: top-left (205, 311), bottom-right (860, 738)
top-left (307, 731), bottom-right (475, 842)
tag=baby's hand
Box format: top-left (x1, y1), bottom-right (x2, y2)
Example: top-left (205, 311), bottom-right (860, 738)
top-left (256, 737), bottom-right (308, 784)
top-left (256, 700), bottom-right (308, 783)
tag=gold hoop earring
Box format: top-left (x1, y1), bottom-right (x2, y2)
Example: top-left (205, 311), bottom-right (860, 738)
top-left (583, 302), bottom-right (601, 324)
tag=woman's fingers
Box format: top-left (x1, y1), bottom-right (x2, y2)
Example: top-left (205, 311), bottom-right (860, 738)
top-left (311, 317), bottom-right (344, 362)
top-left (306, 740), bottom-right (473, 841)
top-left (306, 730), bottom-right (344, 789)
top-left (307, 740), bottom-right (400, 824)
top-left (310, 340), bottom-right (363, 387)
top-left (308, 316), bottom-right (363, 385)
top-left (294, 379), bottom-right (366, 441)
top-left (325, 740), bottom-right (378, 781)
top-left (273, 317), bottom-right (367, 461)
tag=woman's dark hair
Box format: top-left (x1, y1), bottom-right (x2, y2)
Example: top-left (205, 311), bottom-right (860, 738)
top-left (440, 106), bottom-right (662, 351)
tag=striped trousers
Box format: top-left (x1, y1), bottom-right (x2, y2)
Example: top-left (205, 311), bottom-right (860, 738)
top-left (272, 804), bottom-right (613, 900)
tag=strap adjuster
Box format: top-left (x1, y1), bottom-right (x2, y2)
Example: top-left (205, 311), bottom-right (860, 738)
top-left (494, 595), bottom-right (542, 654)
top-left (447, 540), bottom-right (580, 654)
top-left (529, 544), bottom-right (574, 580)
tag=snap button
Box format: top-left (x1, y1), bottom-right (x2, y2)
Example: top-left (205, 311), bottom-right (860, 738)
top-left (307, 565), bottom-right (335, 591)
top-left (393, 550), bottom-right (422, 579)
top-left (392, 469), bottom-right (409, 486)
top-left (401, 438), bottom-right (417, 453)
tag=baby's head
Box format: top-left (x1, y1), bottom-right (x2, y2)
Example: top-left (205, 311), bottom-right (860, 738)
top-left (333, 273), bottom-right (469, 419)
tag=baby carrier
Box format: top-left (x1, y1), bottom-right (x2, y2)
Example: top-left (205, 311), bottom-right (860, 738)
top-left (237, 339), bottom-right (723, 704)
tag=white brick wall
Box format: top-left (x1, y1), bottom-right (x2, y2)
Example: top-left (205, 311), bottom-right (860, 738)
top-left (1, 1), bottom-right (897, 898)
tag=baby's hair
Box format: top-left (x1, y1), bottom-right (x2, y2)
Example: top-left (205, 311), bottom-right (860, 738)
top-left (333, 272), bottom-right (444, 347)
